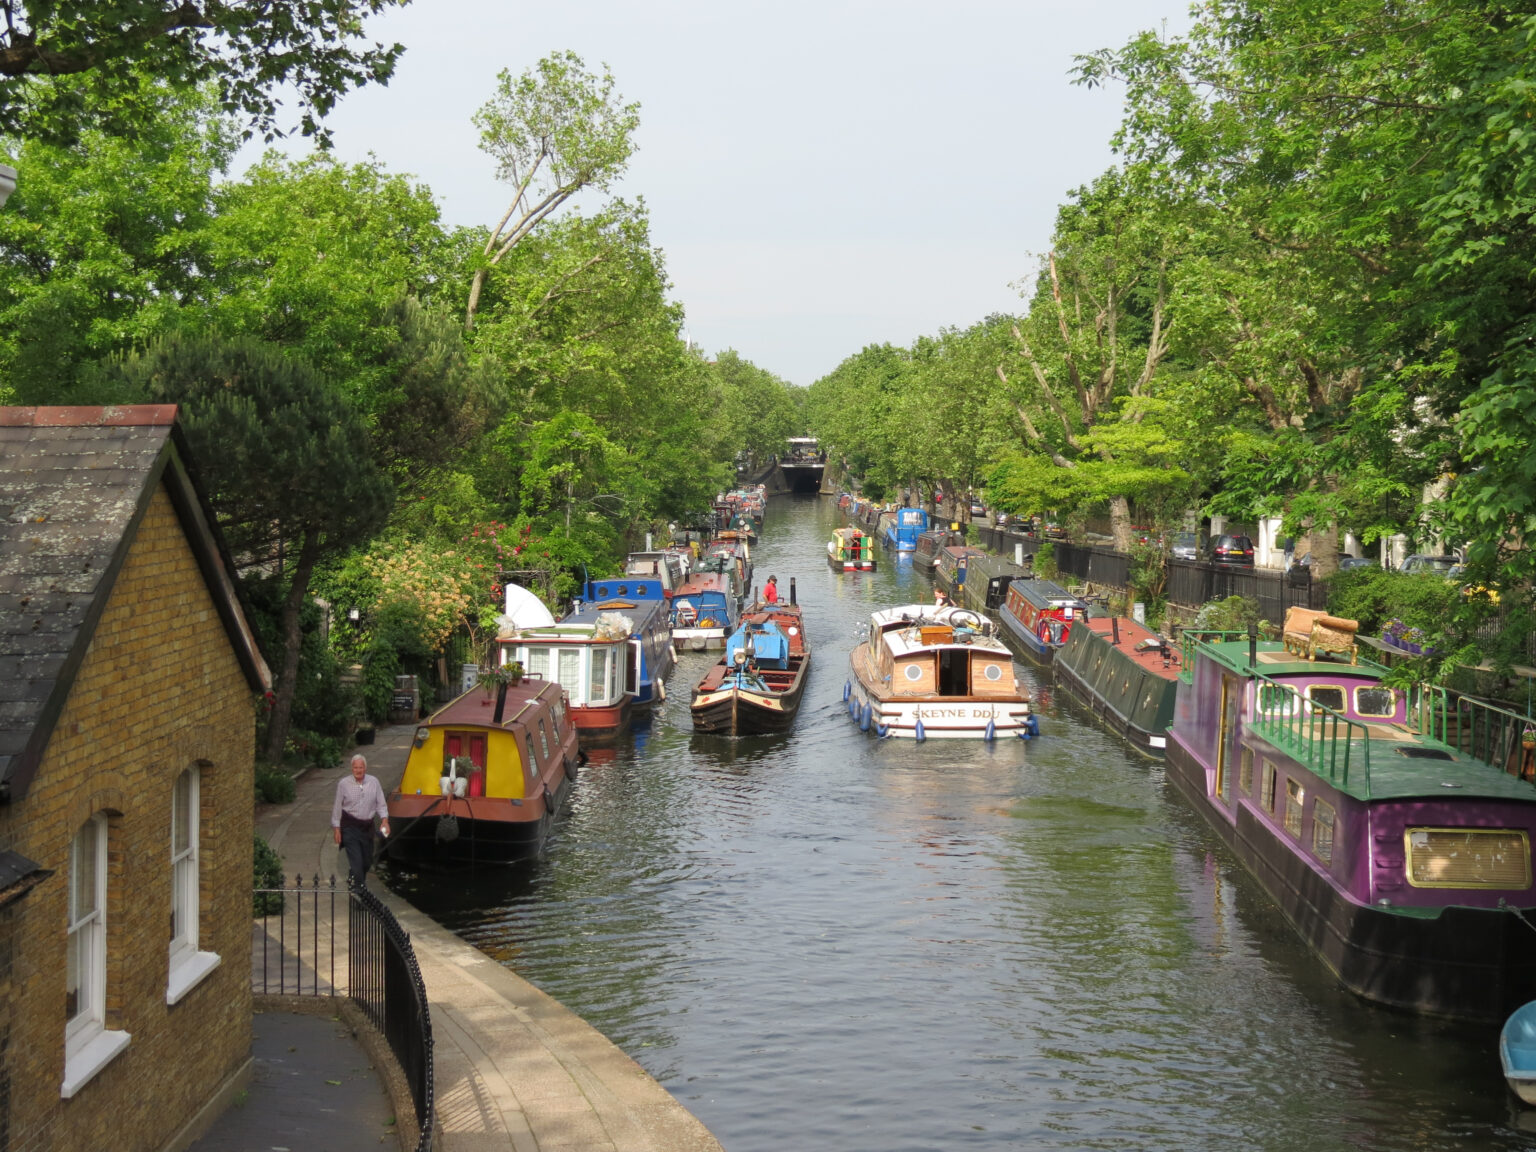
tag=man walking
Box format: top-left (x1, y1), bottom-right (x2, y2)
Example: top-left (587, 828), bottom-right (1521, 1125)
top-left (332, 754), bottom-right (390, 886)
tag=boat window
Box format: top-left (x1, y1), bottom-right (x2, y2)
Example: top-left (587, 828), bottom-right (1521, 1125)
top-left (1239, 747), bottom-right (1253, 795)
top-left (1355, 686), bottom-right (1398, 718)
top-left (1284, 779), bottom-right (1305, 838)
top-left (983, 664), bottom-right (1003, 681)
top-left (1405, 828), bottom-right (1530, 889)
top-left (525, 647), bottom-right (551, 680)
top-left (538, 719), bottom-right (552, 763)
top-left (904, 664), bottom-right (924, 682)
top-left (1262, 760), bottom-right (1277, 812)
top-left (1306, 685), bottom-right (1346, 714)
top-left (558, 647), bottom-right (581, 690)
top-left (1313, 801), bottom-right (1336, 865)
top-left (590, 648), bottom-right (611, 704)
top-left (1257, 683), bottom-right (1300, 717)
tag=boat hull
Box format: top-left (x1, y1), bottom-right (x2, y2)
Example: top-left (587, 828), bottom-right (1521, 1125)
top-left (569, 698), bottom-right (634, 740)
top-left (691, 673), bottom-right (807, 735)
top-left (385, 776), bottom-right (572, 865)
top-left (827, 555), bottom-right (875, 572)
top-left (1166, 734), bottom-right (1536, 1022)
top-left (846, 648), bottom-right (1035, 740)
top-left (998, 602), bottom-right (1057, 666)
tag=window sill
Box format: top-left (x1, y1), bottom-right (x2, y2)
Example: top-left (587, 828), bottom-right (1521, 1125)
top-left (62, 1027), bottom-right (131, 1098)
top-left (166, 949), bottom-right (221, 1006)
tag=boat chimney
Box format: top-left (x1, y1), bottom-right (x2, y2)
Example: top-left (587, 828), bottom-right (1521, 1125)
top-left (493, 680), bottom-right (508, 724)
top-left (1248, 621), bottom-right (1258, 670)
top-left (790, 577), bottom-right (797, 605)
top-left (646, 532), bottom-right (654, 550)
top-left (1111, 616), bottom-right (1121, 646)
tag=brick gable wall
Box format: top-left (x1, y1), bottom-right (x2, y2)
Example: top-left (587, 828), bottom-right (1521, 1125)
top-left (0, 483), bottom-right (255, 1152)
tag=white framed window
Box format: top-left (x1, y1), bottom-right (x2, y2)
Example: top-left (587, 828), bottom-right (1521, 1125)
top-left (63, 814), bottom-right (129, 1098)
top-left (166, 768), bottom-right (220, 1006)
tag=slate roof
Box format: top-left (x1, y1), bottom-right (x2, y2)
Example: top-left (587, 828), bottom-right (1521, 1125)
top-left (0, 406), bottom-right (270, 802)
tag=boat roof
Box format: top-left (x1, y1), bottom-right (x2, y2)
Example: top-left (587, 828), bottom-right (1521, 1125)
top-left (868, 604), bottom-right (1011, 657)
top-left (1080, 617), bottom-right (1181, 683)
top-left (1009, 578), bottom-right (1082, 609)
top-left (426, 683), bottom-right (559, 732)
top-left (1193, 638), bottom-right (1536, 803)
top-left (677, 574), bottom-right (732, 596)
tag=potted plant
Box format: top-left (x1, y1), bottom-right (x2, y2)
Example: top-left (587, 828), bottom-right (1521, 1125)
top-left (1523, 727), bottom-right (1535, 753)
top-left (477, 661), bottom-right (524, 691)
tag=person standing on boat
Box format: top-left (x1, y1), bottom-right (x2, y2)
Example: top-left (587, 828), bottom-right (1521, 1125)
top-left (763, 575), bottom-right (780, 604)
top-left (332, 754), bottom-right (389, 886)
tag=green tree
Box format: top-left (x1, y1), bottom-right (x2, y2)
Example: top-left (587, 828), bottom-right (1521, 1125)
top-left (0, 0), bottom-right (406, 144)
top-left (0, 84), bottom-right (235, 402)
top-left (107, 333), bottom-right (393, 762)
top-left (465, 51), bottom-right (640, 328)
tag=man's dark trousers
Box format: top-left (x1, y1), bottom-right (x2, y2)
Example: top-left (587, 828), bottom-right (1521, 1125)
top-left (340, 818), bottom-right (373, 885)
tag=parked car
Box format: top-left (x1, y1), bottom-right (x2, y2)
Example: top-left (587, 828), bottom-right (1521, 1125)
top-left (969, 499), bottom-right (986, 517)
top-left (1399, 554), bottom-right (1459, 576)
top-left (1170, 532), bottom-right (1199, 561)
top-left (1209, 533), bottom-right (1255, 566)
top-left (1338, 555), bottom-right (1378, 571)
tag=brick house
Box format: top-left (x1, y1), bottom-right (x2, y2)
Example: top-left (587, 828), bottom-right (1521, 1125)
top-left (0, 406), bottom-right (271, 1152)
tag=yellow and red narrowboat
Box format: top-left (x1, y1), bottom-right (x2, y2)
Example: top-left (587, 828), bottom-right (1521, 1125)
top-left (384, 679), bottom-right (583, 865)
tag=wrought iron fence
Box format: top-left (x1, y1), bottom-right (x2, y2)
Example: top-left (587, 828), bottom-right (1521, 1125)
top-left (1167, 559), bottom-right (1329, 624)
top-left (253, 875), bottom-right (435, 1151)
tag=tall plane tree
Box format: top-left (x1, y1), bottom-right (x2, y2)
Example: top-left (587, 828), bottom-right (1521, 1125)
top-left (464, 51), bottom-right (640, 329)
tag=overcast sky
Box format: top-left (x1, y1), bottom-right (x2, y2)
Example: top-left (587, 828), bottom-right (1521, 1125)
top-left (239, 1), bottom-right (1187, 387)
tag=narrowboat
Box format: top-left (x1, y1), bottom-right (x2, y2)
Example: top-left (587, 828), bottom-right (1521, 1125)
top-left (691, 602), bottom-right (811, 735)
top-left (704, 531), bottom-right (753, 588)
top-left (671, 570), bottom-right (742, 650)
top-left (1165, 630), bottom-right (1536, 1021)
top-left (881, 506), bottom-right (929, 551)
top-left (846, 604), bottom-right (1039, 740)
top-left (933, 543), bottom-right (987, 600)
top-left (998, 579), bottom-right (1093, 666)
top-left (496, 578), bottom-right (675, 739)
top-left (385, 679), bottom-right (582, 865)
top-left (1053, 615), bottom-right (1181, 757)
top-left (827, 527), bottom-right (876, 571)
top-left (912, 527), bottom-right (960, 574)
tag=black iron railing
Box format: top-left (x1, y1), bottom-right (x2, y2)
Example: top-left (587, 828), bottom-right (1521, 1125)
top-left (348, 881), bottom-right (435, 1152)
top-left (252, 876), bottom-right (434, 1151)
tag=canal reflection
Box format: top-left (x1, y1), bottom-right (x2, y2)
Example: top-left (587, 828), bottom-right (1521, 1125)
top-left (388, 495), bottom-right (1527, 1152)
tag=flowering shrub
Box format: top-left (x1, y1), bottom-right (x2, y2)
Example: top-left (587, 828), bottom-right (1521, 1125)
top-left (1383, 618), bottom-right (1427, 646)
top-left (364, 541), bottom-right (485, 655)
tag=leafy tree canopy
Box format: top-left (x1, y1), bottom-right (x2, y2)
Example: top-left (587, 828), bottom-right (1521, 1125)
top-left (0, 0), bottom-right (407, 144)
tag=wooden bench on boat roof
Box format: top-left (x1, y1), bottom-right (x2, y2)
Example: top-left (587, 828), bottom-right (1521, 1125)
top-left (1281, 606), bottom-right (1360, 665)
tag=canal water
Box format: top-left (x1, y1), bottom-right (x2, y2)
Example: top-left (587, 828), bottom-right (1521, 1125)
top-left (389, 496), bottom-right (1531, 1152)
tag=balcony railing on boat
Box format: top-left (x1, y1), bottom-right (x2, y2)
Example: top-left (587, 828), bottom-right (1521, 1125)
top-left (1247, 674), bottom-right (1374, 793)
top-left (253, 875), bottom-right (435, 1152)
top-left (1176, 630), bottom-right (1252, 683)
top-left (1406, 685), bottom-right (1536, 780)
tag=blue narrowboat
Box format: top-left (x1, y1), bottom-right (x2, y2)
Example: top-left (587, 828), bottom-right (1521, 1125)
top-left (882, 507), bottom-right (929, 551)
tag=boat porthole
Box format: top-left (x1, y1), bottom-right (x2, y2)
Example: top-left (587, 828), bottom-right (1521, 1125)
top-left (984, 665), bottom-right (1002, 681)
top-left (598, 585), bottom-right (611, 598)
top-left (904, 665), bottom-right (923, 681)
top-left (619, 584), bottom-right (629, 596)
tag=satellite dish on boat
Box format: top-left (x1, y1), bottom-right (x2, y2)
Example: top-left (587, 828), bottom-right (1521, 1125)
top-left (501, 583), bottom-right (556, 630)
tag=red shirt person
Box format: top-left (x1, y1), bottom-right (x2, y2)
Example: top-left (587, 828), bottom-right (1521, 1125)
top-left (763, 576), bottom-right (779, 604)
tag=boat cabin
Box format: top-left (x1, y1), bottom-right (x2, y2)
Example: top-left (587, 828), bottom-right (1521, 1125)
top-left (624, 551), bottom-right (686, 594)
top-left (870, 615), bottom-right (1017, 698)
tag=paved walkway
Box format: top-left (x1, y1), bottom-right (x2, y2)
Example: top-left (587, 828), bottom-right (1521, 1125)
top-left (257, 725), bottom-right (724, 1152)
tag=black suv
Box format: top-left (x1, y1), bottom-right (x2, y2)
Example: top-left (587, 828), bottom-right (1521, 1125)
top-left (1209, 533), bottom-right (1255, 566)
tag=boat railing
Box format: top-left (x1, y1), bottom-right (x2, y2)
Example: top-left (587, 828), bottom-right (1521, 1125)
top-left (1177, 630), bottom-right (1251, 683)
top-left (1406, 684), bottom-right (1534, 779)
top-left (1246, 672), bottom-right (1373, 792)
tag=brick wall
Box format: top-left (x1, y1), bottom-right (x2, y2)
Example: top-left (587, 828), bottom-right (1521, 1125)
top-left (0, 484), bottom-right (255, 1152)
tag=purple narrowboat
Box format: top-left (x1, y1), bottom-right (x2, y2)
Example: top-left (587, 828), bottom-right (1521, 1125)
top-left (1166, 632), bottom-right (1536, 1022)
